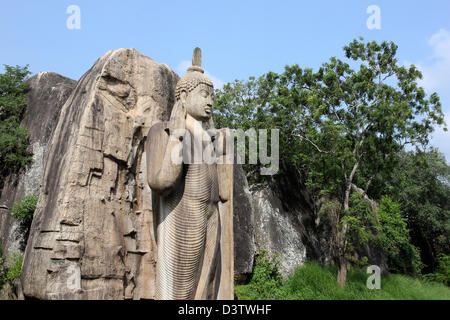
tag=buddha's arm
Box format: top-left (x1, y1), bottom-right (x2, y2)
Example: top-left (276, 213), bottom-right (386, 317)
top-left (146, 122), bottom-right (184, 195)
top-left (217, 160), bottom-right (232, 202)
top-left (216, 128), bottom-right (233, 202)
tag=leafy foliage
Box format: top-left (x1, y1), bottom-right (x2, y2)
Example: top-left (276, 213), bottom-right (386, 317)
top-left (383, 150), bottom-right (450, 273)
top-left (235, 262), bottom-right (450, 300)
top-left (235, 250), bottom-right (284, 299)
top-left (422, 254), bottom-right (450, 286)
top-left (0, 251), bottom-right (23, 291)
top-left (0, 65), bottom-right (31, 122)
top-left (0, 237), bottom-right (23, 294)
top-left (2, 253), bottom-right (22, 284)
top-left (0, 65), bottom-right (32, 190)
top-left (342, 193), bottom-right (377, 266)
top-left (11, 195), bottom-right (37, 228)
top-left (376, 196), bottom-right (422, 275)
top-left (10, 195), bottom-right (37, 251)
top-left (0, 119), bottom-right (31, 174)
top-left (214, 38), bottom-right (447, 285)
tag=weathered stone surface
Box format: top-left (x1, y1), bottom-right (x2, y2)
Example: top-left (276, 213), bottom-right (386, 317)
top-left (233, 161), bottom-right (323, 279)
top-left (232, 164), bottom-right (255, 280)
top-left (22, 48), bottom-right (179, 299)
top-left (0, 72), bottom-right (76, 255)
top-left (251, 186), bottom-right (307, 278)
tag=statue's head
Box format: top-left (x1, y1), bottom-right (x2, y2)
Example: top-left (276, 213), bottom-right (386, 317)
top-left (175, 48), bottom-right (214, 122)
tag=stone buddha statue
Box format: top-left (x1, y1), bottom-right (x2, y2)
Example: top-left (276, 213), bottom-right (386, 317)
top-left (145, 48), bottom-right (233, 300)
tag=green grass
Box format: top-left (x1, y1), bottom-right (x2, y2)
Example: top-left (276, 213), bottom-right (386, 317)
top-left (235, 262), bottom-right (450, 300)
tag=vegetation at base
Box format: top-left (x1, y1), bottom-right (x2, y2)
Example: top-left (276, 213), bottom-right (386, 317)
top-left (235, 259), bottom-right (450, 300)
top-left (0, 238), bottom-right (23, 291)
top-left (239, 250), bottom-right (284, 299)
top-left (0, 64), bottom-right (32, 192)
top-left (422, 254), bottom-right (450, 286)
top-left (10, 195), bottom-right (38, 251)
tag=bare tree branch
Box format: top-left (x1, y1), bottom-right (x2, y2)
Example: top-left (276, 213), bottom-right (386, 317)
top-left (351, 183), bottom-right (379, 222)
top-left (295, 134), bottom-right (331, 154)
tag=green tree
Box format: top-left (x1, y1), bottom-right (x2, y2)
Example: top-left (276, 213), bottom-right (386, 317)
top-left (0, 65), bottom-right (32, 191)
top-left (423, 254), bottom-right (450, 286)
top-left (214, 38), bottom-right (446, 286)
top-left (384, 150), bottom-right (450, 273)
top-left (376, 196), bottom-right (422, 275)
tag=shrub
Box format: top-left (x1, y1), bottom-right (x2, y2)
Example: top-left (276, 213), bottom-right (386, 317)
top-left (11, 195), bottom-right (37, 227)
top-left (11, 195), bottom-right (37, 250)
top-left (3, 253), bottom-right (22, 284)
top-left (235, 249), bottom-right (285, 299)
top-left (0, 251), bottom-right (23, 291)
top-left (376, 196), bottom-right (422, 275)
top-left (423, 254), bottom-right (450, 286)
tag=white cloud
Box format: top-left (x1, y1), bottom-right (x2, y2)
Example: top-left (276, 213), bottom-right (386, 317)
top-left (175, 60), bottom-right (224, 89)
top-left (415, 29), bottom-right (450, 93)
top-left (406, 29), bottom-right (450, 162)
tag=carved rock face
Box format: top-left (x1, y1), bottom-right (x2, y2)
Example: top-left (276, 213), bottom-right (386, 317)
top-left (21, 48), bottom-right (179, 300)
top-left (183, 83), bottom-right (214, 122)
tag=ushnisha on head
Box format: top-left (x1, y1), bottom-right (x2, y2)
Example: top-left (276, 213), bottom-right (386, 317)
top-left (176, 48), bottom-right (215, 122)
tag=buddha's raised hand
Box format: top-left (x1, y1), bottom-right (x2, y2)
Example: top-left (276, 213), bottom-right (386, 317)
top-left (167, 100), bottom-right (186, 141)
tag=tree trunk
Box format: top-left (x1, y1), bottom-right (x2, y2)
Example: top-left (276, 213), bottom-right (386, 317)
top-left (337, 257), bottom-right (348, 288)
top-left (344, 160), bottom-right (360, 211)
top-left (344, 187), bottom-right (351, 211)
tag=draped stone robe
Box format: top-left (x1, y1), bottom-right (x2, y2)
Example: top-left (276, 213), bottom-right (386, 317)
top-left (146, 121), bottom-right (233, 300)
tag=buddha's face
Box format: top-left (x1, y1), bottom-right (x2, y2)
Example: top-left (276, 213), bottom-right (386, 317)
top-left (181, 83), bottom-right (214, 122)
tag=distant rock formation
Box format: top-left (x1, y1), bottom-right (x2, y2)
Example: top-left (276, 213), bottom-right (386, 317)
top-left (0, 72), bottom-right (76, 255)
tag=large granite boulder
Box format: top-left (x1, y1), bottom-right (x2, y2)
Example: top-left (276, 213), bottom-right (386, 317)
top-left (233, 161), bottom-right (323, 280)
top-left (21, 48), bottom-right (179, 299)
top-left (0, 72), bottom-right (76, 255)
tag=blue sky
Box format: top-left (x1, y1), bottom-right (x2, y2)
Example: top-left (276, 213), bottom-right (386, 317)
top-left (1, 0), bottom-right (449, 160)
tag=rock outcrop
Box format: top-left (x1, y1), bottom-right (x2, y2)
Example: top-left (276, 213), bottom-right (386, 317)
top-left (0, 72), bottom-right (76, 255)
top-left (251, 186), bottom-right (308, 277)
top-left (22, 48), bottom-right (179, 299)
top-left (233, 161), bottom-right (323, 279)
top-left (232, 165), bottom-right (255, 281)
